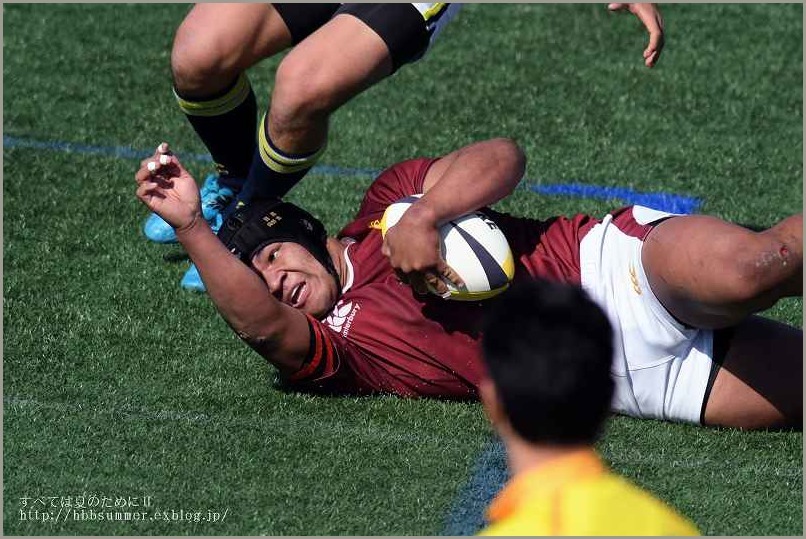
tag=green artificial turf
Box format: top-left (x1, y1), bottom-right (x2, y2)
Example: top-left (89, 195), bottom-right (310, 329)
top-left (4, 3), bottom-right (802, 535)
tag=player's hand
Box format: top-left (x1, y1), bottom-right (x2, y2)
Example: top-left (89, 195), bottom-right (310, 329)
top-left (608, 3), bottom-right (665, 68)
top-left (381, 208), bottom-right (464, 298)
top-left (135, 142), bottom-right (202, 233)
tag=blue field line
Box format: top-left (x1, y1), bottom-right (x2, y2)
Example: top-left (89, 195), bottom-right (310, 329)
top-left (2, 135), bottom-right (382, 180)
top-left (4, 135), bottom-right (700, 214)
top-left (442, 439), bottom-right (508, 535)
top-left (530, 183), bottom-right (700, 215)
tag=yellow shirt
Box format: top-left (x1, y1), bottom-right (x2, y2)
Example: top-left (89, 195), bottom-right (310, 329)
top-left (479, 449), bottom-right (700, 536)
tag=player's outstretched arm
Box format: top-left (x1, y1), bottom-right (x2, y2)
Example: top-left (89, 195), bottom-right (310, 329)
top-left (382, 137), bottom-right (525, 295)
top-left (135, 144), bottom-right (311, 373)
top-left (608, 3), bottom-right (665, 67)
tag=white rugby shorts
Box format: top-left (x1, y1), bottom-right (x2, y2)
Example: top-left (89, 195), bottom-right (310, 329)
top-left (579, 206), bottom-right (714, 424)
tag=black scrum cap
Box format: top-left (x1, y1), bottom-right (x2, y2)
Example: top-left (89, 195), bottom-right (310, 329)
top-left (217, 199), bottom-right (339, 285)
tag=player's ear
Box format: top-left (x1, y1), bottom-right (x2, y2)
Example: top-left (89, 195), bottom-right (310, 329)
top-left (479, 377), bottom-right (506, 430)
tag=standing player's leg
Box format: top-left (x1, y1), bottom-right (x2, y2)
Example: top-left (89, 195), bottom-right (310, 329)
top-left (144, 4), bottom-right (336, 244)
top-left (171, 4), bottom-right (295, 181)
top-left (181, 3), bottom-right (459, 291)
top-left (240, 3), bottom-right (460, 201)
top-left (641, 214), bottom-right (803, 428)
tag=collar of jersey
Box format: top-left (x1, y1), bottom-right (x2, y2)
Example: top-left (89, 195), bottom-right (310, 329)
top-left (486, 448), bottom-right (605, 522)
top-left (341, 242), bottom-right (356, 294)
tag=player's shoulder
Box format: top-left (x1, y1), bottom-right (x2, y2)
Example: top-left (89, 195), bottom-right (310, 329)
top-left (374, 156), bottom-right (439, 190)
top-left (355, 156), bottom-right (441, 219)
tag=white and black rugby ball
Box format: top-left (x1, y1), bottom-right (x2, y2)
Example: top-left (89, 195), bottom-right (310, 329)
top-left (380, 195), bottom-right (515, 301)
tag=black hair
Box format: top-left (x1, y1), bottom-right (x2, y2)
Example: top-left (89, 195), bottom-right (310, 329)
top-left (481, 279), bottom-right (614, 445)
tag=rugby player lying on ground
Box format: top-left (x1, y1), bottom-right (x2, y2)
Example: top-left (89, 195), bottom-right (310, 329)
top-left (135, 138), bottom-right (802, 430)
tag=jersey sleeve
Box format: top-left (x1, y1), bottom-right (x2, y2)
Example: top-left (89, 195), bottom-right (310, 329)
top-left (354, 157), bottom-right (438, 218)
top-left (337, 157), bottom-right (439, 240)
top-left (279, 314), bottom-right (368, 394)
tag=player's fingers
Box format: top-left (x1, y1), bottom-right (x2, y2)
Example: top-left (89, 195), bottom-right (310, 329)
top-left (135, 166), bottom-right (152, 184)
top-left (425, 271), bottom-right (449, 297)
top-left (136, 161), bottom-right (162, 183)
top-left (643, 28), bottom-right (664, 67)
top-left (643, 40), bottom-right (663, 68)
top-left (155, 153), bottom-right (173, 168)
top-left (633, 5), bottom-right (664, 65)
top-left (394, 268), bottom-right (411, 285)
top-left (159, 153), bottom-right (191, 178)
top-left (140, 155), bottom-right (177, 180)
top-left (136, 182), bottom-right (152, 198)
top-left (644, 49), bottom-right (660, 68)
top-left (137, 166), bottom-right (174, 190)
top-left (410, 273), bottom-right (429, 295)
top-left (136, 181), bottom-right (167, 201)
top-left (439, 261), bottom-right (465, 290)
top-left (139, 143), bottom-right (169, 168)
top-left (607, 3), bottom-right (628, 12)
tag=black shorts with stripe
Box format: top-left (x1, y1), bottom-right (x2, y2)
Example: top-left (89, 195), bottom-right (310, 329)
top-left (273, 3), bottom-right (455, 71)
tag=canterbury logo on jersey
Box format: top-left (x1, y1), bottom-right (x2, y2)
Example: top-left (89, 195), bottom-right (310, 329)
top-left (326, 299), bottom-right (362, 337)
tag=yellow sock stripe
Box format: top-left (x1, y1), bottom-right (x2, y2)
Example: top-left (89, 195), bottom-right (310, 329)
top-left (258, 115), bottom-right (327, 174)
top-left (174, 73), bottom-right (251, 117)
top-left (414, 3), bottom-right (447, 21)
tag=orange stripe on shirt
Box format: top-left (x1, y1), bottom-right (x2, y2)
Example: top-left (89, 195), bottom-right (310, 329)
top-left (289, 316), bottom-right (324, 382)
top-left (318, 328), bottom-right (335, 380)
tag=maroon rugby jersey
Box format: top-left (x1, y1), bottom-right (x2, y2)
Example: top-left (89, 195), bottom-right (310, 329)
top-left (284, 157), bottom-right (600, 397)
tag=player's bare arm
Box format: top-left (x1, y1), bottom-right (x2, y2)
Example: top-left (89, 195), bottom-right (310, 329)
top-left (135, 144), bottom-right (311, 373)
top-left (608, 3), bottom-right (665, 67)
top-left (382, 138), bottom-right (526, 295)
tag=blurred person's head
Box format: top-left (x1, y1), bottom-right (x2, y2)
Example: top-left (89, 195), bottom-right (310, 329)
top-left (480, 279), bottom-right (614, 450)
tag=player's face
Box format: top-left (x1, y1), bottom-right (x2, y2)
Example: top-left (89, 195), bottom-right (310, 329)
top-left (251, 242), bottom-right (339, 318)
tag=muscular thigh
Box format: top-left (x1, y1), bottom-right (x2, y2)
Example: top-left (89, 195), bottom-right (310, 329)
top-left (174, 4), bottom-right (294, 76)
top-left (641, 215), bottom-right (761, 328)
top-left (274, 3), bottom-right (457, 107)
top-left (274, 13), bottom-right (395, 112)
top-left (337, 3), bottom-right (459, 70)
top-left (703, 315), bottom-right (802, 429)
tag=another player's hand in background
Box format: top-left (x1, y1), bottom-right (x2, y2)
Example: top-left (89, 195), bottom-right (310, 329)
top-left (608, 3), bottom-right (665, 67)
top-left (381, 204), bottom-right (464, 298)
top-left (135, 143), bottom-right (202, 233)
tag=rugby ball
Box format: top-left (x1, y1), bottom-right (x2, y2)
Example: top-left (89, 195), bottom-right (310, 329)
top-left (380, 195), bottom-right (515, 301)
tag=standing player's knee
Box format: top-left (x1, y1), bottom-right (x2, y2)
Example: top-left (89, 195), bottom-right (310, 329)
top-left (270, 55), bottom-right (336, 133)
top-left (171, 31), bottom-right (237, 95)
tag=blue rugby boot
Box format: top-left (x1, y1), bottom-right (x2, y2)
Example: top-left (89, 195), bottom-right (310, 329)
top-left (142, 173), bottom-right (236, 243)
top-left (180, 262), bottom-right (206, 292)
top-left (178, 185), bottom-right (233, 292)
top-left (177, 170), bottom-right (270, 293)
top-left (142, 212), bottom-right (178, 244)
top-left (179, 177), bottom-right (263, 293)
